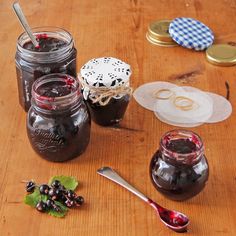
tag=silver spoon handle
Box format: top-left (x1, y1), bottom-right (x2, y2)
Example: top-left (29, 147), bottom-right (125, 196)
top-left (97, 167), bottom-right (149, 202)
top-left (12, 2), bottom-right (39, 47)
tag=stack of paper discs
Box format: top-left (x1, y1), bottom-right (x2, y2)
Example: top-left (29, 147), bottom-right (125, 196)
top-left (133, 82), bottom-right (232, 128)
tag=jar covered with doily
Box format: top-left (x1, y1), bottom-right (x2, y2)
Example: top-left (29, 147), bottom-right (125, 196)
top-left (79, 57), bottom-right (132, 126)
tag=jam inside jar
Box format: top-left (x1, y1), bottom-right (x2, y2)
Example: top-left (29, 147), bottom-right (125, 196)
top-left (27, 74), bottom-right (91, 162)
top-left (86, 95), bottom-right (131, 126)
top-left (150, 130), bottom-right (209, 201)
top-left (15, 27), bottom-right (77, 111)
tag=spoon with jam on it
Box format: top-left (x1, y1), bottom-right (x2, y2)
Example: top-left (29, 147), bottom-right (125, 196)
top-left (97, 167), bottom-right (189, 233)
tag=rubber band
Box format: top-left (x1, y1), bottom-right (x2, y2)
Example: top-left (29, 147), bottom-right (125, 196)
top-left (173, 96), bottom-right (195, 111)
top-left (153, 89), bottom-right (175, 100)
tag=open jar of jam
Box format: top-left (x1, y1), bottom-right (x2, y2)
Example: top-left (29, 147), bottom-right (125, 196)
top-left (79, 57), bottom-right (132, 126)
top-left (15, 27), bottom-right (77, 111)
top-left (27, 73), bottom-right (90, 162)
top-left (150, 130), bottom-right (209, 201)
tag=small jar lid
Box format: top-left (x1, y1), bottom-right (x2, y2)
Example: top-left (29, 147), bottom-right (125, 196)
top-left (146, 33), bottom-right (178, 47)
top-left (146, 20), bottom-right (178, 47)
top-left (169, 17), bottom-right (214, 51)
top-left (206, 44), bottom-right (236, 66)
top-left (80, 57), bottom-right (132, 89)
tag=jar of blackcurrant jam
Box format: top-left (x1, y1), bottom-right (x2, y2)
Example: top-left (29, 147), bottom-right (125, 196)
top-left (79, 57), bottom-right (132, 126)
top-left (150, 130), bottom-right (209, 201)
top-left (27, 74), bottom-right (91, 162)
top-left (15, 27), bottom-right (77, 111)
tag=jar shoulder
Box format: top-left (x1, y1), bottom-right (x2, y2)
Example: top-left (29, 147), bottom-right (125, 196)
top-left (151, 151), bottom-right (209, 180)
top-left (27, 104), bottom-right (90, 130)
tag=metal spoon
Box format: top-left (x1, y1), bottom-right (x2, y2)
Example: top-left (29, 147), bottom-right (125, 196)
top-left (97, 167), bottom-right (189, 233)
top-left (12, 2), bottom-right (39, 48)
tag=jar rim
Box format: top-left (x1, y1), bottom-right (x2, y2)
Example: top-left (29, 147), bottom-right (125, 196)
top-left (160, 129), bottom-right (204, 164)
top-left (31, 73), bottom-right (81, 112)
top-left (17, 26), bottom-right (74, 56)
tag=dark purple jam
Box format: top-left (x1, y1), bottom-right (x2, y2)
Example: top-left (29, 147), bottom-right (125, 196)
top-left (86, 94), bottom-right (130, 126)
top-left (23, 35), bottom-right (67, 52)
top-left (15, 29), bottom-right (77, 112)
top-left (27, 74), bottom-right (90, 162)
top-left (148, 199), bottom-right (189, 230)
top-left (150, 133), bottom-right (209, 201)
top-left (36, 81), bottom-right (72, 98)
top-left (166, 139), bottom-right (197, 154)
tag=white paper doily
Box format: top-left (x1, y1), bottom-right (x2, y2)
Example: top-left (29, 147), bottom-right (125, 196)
top-left (80, 57), bottom-right (132, 89)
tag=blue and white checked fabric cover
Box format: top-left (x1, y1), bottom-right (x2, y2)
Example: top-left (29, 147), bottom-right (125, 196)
top-left (169, 17), bottom-right (214, 51)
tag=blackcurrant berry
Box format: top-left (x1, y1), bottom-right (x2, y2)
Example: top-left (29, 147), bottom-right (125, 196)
top-left (55, 189), bottom-right (63, 198)
top-left (60, 193), bottom-right (67, 202)
top-left (51, 180), bottom-right (61, 189)
top-left (36, 201), bottom-right (47, 212)
top-left (39, 184), bottom-right (50, 195)
top-left (59, 185), bottom-right (66, 192)
top-left (65, 199), bottom-right (74, 208)
top-left (75, 196), bottom-right (84, 206)
top-left (66, 190), bottom-right (76, 200)
top-left (26, 181), bottom-right (35, 193)
top-left (48, 188), bottom-right (56, 199)
top-left (46, 199), bottom-right (61, 212)
top-left (48, 188), bottom-right (62, 200)
top-left (46, 199), bottom-right (55, 209)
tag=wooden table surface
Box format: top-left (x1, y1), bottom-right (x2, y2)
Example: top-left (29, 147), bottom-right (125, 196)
top-left (1, 0), bottom-right (236, 235)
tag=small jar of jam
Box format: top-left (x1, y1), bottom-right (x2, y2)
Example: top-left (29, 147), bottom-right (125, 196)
top-left (79, 57), bottom-right (132, 126)
top-left (27, 73), bottom-right (91, 162)
top-left (15, 27), bottom-right (77, 111)
top-left (150, 129), bottom-right (209, 201)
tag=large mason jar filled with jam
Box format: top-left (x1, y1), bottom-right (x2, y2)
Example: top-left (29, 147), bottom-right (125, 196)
top-left (27, 74), bottom-right (90, 162)
top-left (79, 57), bottom-right (132, 126)
top-left (150, 129), bottom-right (209, 201)
top-left (15, 27), bottom-right (77, 111)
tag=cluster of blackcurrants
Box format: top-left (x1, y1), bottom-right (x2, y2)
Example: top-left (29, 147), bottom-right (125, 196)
top-left (26, 180), bottom-right (84, 213)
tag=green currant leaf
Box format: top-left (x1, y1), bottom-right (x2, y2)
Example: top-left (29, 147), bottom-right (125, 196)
top-left (49, 176), bottom-right (78, 190)
top-left (24, 188), bottom-right (48, 207)
top-left (48, 201), bottom-right (68, 218)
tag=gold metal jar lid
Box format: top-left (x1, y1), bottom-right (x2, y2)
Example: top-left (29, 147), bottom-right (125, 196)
top-left (146, 33), bottom-right (177, 47)
top-left (146, 20), bottom-right (178, 47)
top-left (206, 44), bottom-right (236, 66)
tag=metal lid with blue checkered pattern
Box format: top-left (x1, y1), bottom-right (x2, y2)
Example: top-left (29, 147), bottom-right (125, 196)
top-left (169, 17), bottom-right (214, 51)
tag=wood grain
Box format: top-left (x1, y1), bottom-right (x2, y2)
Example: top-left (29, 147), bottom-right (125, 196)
top-left (0, 0), bottom-right (236, 235)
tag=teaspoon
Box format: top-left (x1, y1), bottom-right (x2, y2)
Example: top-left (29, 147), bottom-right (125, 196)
top-left (97, 167), bottom-right (189, 233)
top-left (12, 2), bottom-right (39, 48)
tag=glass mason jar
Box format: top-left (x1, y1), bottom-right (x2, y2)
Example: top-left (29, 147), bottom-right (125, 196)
top-left (79, 57), bottom-right (132, 126)
top-left (27, 74), bottom-right (91, 162)
top-left (15, 27), bottom-right (77, 111)
top-left (150, 129), bottom-right (209, 201)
